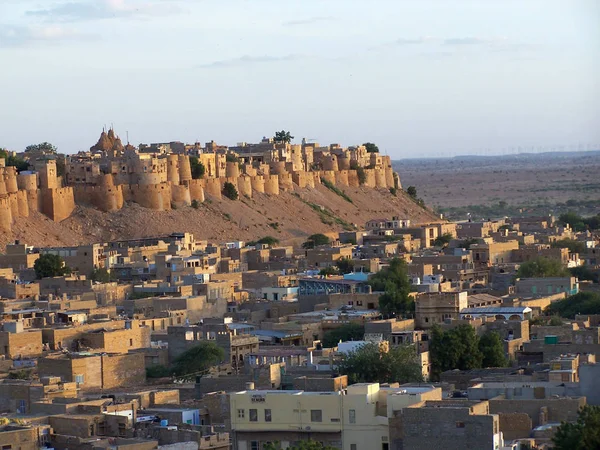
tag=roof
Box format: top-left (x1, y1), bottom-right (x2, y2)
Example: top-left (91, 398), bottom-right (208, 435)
top-left (251, 330), bottom-right (303, 339)
top-left (460, 306), bottom-right (532, 314)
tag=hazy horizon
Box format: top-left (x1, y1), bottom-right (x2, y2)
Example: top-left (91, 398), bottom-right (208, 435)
top-left (2, 0), bottom-right (599, 158)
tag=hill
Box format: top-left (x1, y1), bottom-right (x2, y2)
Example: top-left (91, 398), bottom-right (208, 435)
top-left (0, 185), bottom-right (438, 250)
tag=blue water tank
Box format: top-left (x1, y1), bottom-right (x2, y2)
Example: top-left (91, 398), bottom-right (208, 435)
top-left (160, 419), bottom-right (168, 426)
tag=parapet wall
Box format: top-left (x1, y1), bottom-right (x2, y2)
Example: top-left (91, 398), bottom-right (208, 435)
top-left (124, 183), bottom-right (171, 211)
top-left (73, 184), bottom-right (124, 212)
top-left (187, 179), bottom-right (205, 203)
top-left (41, 187), bottom-right (76, 222)
top-left (0, 196), bottom-right (12, 231)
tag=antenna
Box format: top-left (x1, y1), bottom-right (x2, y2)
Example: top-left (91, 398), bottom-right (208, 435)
top-left (126, 131), bottom-right (129, 144)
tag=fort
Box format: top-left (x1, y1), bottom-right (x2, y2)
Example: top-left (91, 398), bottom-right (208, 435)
top-left (0, 130), bottom-right (401, 232)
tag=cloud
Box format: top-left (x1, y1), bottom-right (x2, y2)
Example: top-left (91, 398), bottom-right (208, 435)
top-left (395, 36), bottom-right (436, 45)
top-left (443, 37), bottom-right (507, 45)
top-left (283, 16), bottom-right (333, 26)
top-left (26, 0), bottom-right (180, 22)
top-left (196, 54), bottom-right (306, 69)
top-left (0, 24), bottom-right (91, 47)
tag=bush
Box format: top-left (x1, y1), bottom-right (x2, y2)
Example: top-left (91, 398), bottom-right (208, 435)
top-left (546, 292), bottom-right (600, 319)
top-left (90, 268), bottom-right (114, 283)
top-left (250, 236), bottom-right (279, 247)
top-left (146, 365), bottom-right (171, 378)
top-left (302, 233), bottom-right (330, 249)
top-left (551, 238), bottom-right (586, 254)
top-left (34, 254), bottom-right (71, 279)
top-left (517, 257), bottom-right (570, 278)
top-left (322, 323), bottom-right (364, 348)
top-left (222, 182), bottom-right (238, 200)
top-left (389, 187), bottom-right (397, 196)
top-left (406, 186), bottom-right (417, 198)
top-left (225, 153), bottom-right (239, 163)
top-left (189, 157), bottom-right (205, 179)
top-left (356, 167), bottom-right (366, 185)
top-left (191, 199), bottom-right (200, 209)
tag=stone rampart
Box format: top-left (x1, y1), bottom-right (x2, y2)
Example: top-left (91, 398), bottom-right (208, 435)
top-left (347, 169), bottom-right (360, 187)
top-left (237, 175), bottom-right (252, 198)
top-left (178, 155), bottom-right (192, 183)
top-left (363, 168), bottom-right (377, 188)
top-left (171, 184), bottom-right (191, 206)
top-left (16, 190), bottom-right (29, 218)
top-left (187, 179), bottom-right (205, 203)
top-left (226, 162), bottom-right (240, 179)
top-left (264, 175), bottom-right (279, 195)
top-left (374, 166), bottom-right (387, 188)
top-left (125, 183), bottom-right (171, 211)
top-left (166, 154), bottom-right (180, 185)
top-left (17, 173), bottom-right (38, 191)
top-left (41, 187), bottom-right (76, 222)
top-left (278, 173), bottom-right (293, 192)
top-left (73, 184), bottom-right (124, 212)
top-left (320, 170), bottom-right (336, 185)
top-left (335, 170), bottom-right (349, 187)
top-left (250, 175), bottom-right (265, 194)
top-left (204, 178), bottom-right (222, 199)
top-left (0, 197), bottom-right (12, 231)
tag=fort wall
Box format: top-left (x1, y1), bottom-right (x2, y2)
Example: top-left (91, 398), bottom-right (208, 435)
top-left (374, 166), bottom-right (387, 188)
top-left (73, 184), bottom-right (124, 212)
top-left (264, 175), bottom-right (279, 195)
top-left (237, 175), bottom-right (253, 198)
top-left (124, 183), bottom-right (171, 211)
top-left (17, 173), bottom-right (38, 191)
top-left (178, 155), bottom-right (192, 183)
top-left (278, 173), bottom-right (294, 192)
top-left (0, 197), bottom-right (12, 231)
top-left (347, 169), bottom-right (360, 187)
top-left (187, 179), bottom-right (205, 203)
top-left (41, 187), bottom-right (76, 222)
top-left (226, 162), bottom-right (240, 179)
top-left (166, 154), bottom-right (180, 185)
top-left (7, 192), bottom-right (19, 219)
top-left (4, 167), bottom-right (18, 193)
top-left (16, 190), bottom-right (29, 218)
top-left (171, 184), bottom-right (191, 206)
top-left (204, 178), bottom-right (223, 199)
top-left (250, 175), bottom-right (265, 194)
top-left (321, 170), bottom-right (336, 185)
top-left (363, 169), bottom-right (377, 188)
top-left (335, 170), bottom-right (350, 187)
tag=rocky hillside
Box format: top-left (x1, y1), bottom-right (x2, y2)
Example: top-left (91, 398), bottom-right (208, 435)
top-left (1, 185), bottom-right (439, 250)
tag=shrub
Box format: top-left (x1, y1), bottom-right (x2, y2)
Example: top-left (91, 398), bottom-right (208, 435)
top-left (189, 157), bottom-right (205, 179)
top-left (356, 167), bottom-right (366, 185)
top-left (191, 199), bottom-right (200, 209)
top-left (222, 182), bottom-right (238, 200)
top-left (34, 254), bottom-right (71, 279)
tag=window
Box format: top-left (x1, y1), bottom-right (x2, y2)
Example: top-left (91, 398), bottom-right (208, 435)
top-left (349, 409), bottom-right (356, 424)
top-left (75, 374), bottom-right (84, 384)
top-left (456, 422), bottom-right (465, 428)
top-left (249, 409), bottom-right (258, 422)
top-left (129, 339), bottom-right (133, 346)
top-left (311, 410), bottom-right (322, 422)
top-left (264, 409), bottom-right (272, 422)
top-left (250, 442), bottom-right (259, 450)
top-left (351, 445), bottom-right (357, 450)
top-left (237, 409), bottom-right (245, 419)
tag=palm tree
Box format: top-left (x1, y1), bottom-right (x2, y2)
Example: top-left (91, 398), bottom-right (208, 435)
top-left (274, 130), bottom-right (294, 144)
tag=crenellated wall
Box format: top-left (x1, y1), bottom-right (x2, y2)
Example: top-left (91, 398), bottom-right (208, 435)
top-left (204, 178), bottom-right (223, 199)
top-left (335, 170), bottom-right (350, 187)
top-left (73, 184), bottom-right (124, 212)
top-left (321, 170), bottom-right (336, 185)
top-left (250, 175), bottom-right (265, 194)
top-left (178, 155), bottom-right (192, 183)
top-left (226, 162), bottom-right (240, 179)
top-left (374, 166), bottom-right (387, 188)
top-left (124, 183), bottom-right (171, 211)
top-left (166, 154), bottom-right (180, 185)
top-left (278, 173), bottom-right (294, 192)
top-left (0, 196), bottom-right (12, 231)
top-left (41, 187), bottom-right (76, 222)
top-left (171, 184), bottom-right (191, 206)
top-left (188, 179), bottom-right (205, 203)
top-left (347, 170), bottom-right (360, 187)
top-left (264, 174), bottom-right (279, 195)
top-left (17, 173), bottom-right (38, 191)
top-left (16, 190), bottom-right (29, 217)
top-left (237, 175), bottom-right (253, 198)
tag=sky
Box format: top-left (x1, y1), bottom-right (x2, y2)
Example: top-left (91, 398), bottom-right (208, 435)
top-left (1, 0), bottom-right (599, 157)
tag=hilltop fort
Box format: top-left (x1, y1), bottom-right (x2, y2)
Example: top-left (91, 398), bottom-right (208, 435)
top-left (0, 130), bottom-right (401, 232)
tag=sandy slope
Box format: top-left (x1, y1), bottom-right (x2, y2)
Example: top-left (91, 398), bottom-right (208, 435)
top-left (1, 185), bottom-right (439, 250)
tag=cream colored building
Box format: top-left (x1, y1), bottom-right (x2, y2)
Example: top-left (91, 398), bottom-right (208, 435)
top-left (230, 383), bottom-right (441, 450)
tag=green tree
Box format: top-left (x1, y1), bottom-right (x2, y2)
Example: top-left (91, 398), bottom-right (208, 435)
top-left (335, 258), bottom-right (355, 274)
top-left (458, 238), bottom-right (479, 249)
top-left (172, 341), bottom-right (225, 379)
top-left (302, 233), bottom-right (330, 249)
top-left (0, 148), bottom-right (29, 172)
top-left (406, 186), bottom-right (417, 199)
top-left (570, 266), bottom-right (599, 283)
top-left (368, 258), bottom-right (413, 316)
top-left (429, 324), bottom-right (483, 380)
top-left (254, 236), bottom-right (280, 246)
top-left (517, 257), bottom-right (570, 278)
top-left (90, 268), bottom-right (114, 283)
top-left (322, 323), bottom-right (365, 348)
top-left (478, 332), bottom-right (507, 368)
top-left (338, 342), bottom-right (423, 384)
top-left (222, 182), bottom-right (238, 200)
top-left (225, 153), bottom-right (239, 163)
top-left (319, 266), bottom-right (338, 276)
top-left (552, 405), bottom-right (600, 450)
top-left (356, 166), bottom-right (366, 185)
top-left (189, 157), bottom-right (205, 179)
top-left (552, 239), bottom-right (586, 254)
top-left (33, 254), bottom-right (71, 279)
top-left (25, 142), bottom-right (57, 154)
top-left (363, 142), bottom-right (379, 153)
top-left (433, 232), bottom-right (453, 248)
top-left (273, 130), bottom-right (294, 144)
top-left (546, 292), bottom-right (600, 319)
top-left (558, 212), bottom-right (586, 232)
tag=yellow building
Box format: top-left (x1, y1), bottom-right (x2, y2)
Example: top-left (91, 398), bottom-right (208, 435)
top-left (230, 383), bottom-right (441, 450)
